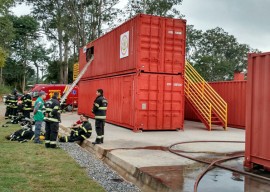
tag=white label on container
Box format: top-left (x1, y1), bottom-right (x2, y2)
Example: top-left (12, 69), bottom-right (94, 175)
top-left (83, 46), bottom-right (87, 53)
top-left (142, 103), bottom-right (147, 110)
top-left (166, 83), bottom-right (172, 86)
top-left (120, 31), bottom-right (129, 59)
top-left (168, 30), bottom-right (173, 34)
top-left (174, 83), bottom-right (182, 87)
top-left (175, 31), bottom-right (182, 35)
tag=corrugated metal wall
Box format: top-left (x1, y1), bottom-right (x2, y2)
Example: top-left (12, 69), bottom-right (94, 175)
top-left (79, 14), bottom-right (186, 79)
top-left (78, 73), bottom-right (184, 131)
top-left (245, 52), bottom-right (270, 170)
top-left (185, 81), bottom-right (247, 129)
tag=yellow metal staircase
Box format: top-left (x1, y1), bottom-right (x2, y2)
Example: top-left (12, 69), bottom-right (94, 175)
top-left (184, 61), bottom-right (227, 130)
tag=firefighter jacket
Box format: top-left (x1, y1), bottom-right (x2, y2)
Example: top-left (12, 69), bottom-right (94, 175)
top-left (92, 95), bottom-right (108, 120)
top-left (44, 98), bottom-right (61, 123)
top-left (21, 93), bottom-right (32, 111)
top-left (74, 121), bottom-right (92, 140)
top-left (9, 94), bottom-right (18, 108)
top-left (5, 94), bottom-right (11, 106)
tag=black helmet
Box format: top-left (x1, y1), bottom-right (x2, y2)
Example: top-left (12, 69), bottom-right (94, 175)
top-left (13, 89), bottom-right (17, 95)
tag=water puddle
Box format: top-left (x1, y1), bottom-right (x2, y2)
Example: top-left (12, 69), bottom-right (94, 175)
top-left (139, 159), bottom-right (270, 192)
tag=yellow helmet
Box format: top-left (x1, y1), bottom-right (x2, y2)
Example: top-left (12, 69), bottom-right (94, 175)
top-left (39, 135), bottom-right (45, 140)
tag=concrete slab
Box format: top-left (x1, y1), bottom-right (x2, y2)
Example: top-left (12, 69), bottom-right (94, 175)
top-left (59, 112), bottom-right (249, 191)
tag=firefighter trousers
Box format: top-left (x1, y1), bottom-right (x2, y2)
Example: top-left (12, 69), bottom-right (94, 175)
top-left (45, 122), bottom-right (59, 148)
top-left (23, 110), bottom-right (31, 119)
top-left (95, 119), bottom-right (105, 143)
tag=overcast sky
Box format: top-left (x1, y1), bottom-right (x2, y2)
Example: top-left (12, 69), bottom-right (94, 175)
top-left (181, 0), bottom-right (270, 52)
top-left (11, 0), bottom-right (270, 52)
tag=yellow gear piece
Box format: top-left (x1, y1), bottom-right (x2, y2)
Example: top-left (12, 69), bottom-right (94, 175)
top-left (39, 135), bottom-right (45, 140)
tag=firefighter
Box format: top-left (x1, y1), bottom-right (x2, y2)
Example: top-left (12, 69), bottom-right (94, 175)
top-left (44, 92), bottom-right (61, 148)
top-left (21, 90), bottom-right (32, 119)
top-left (4, 94), bottom-right (12, 119)
top-left (9, 89), bottom-right (19, 118)
top-left (92, 89), bottom-right (108, 145)
top-left (33, 91), bottom-right (46, 144)
top-left (59, 115), bottom-right (92, 143)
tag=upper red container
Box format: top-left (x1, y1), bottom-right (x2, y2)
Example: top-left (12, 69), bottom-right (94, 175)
top-left (245, 52), bottom-right (270, 170)
top-left (78, 73), bottom-right (184, 131)
top-left (79, 14), bottom-right (186, 79)
top-left (185, 81), bottom-right (247, 129)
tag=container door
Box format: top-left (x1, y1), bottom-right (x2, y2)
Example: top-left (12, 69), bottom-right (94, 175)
top-left (136, 73), bottom-right (184, 130)
top-left (163, 18), bottom-right (186, 74)
top-left (121, 77), bottom-right (134, 126)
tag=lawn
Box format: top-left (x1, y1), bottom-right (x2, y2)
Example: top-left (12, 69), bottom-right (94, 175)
top-left (0, 120), bottom-right (105, 192)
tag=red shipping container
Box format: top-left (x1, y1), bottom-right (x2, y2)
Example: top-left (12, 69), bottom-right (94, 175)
top-left (78, 73), bottom-right (184, 131)
top-left (234, 72), bottom-right (245, 81)
top-left (245, 52), bottom-right (270, 170)
top-left (79, 14), bottom-right (186, 79)
top-left (184, 81), bottom-right (247, 129)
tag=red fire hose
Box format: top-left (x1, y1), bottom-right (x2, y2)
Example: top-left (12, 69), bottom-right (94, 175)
top-left (168, 141), bottom-right (270, 192)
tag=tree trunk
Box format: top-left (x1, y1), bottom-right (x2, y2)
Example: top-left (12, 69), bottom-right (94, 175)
top-left (36, 65), bottom-right (39, 83)
top-left (58, 28), bottom-right (64, 83)
top-left (97, 0), bottom-right (102, 37)
top-left (63, 40), bottom-right (69, 84)
top-left (0, 67), bottom-right (2, 85)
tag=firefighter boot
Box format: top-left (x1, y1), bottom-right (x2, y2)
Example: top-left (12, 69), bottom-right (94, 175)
top-left (92, 138), bottom-right (101, 145)
top-left (101, 137), bottom-right (104, 143)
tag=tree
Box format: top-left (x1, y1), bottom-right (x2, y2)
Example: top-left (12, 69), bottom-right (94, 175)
top-left (0, 16), bottom-right (15, 50)
top-left (125, 0), bottom-right (183, 18)
top-left (3, 57), bottom-right (34, 89)
top-left (21, 0), bottom-right (122, 84)
top-left (30, 44), bottom-right (49, 83)
top-left (0, 0), bottom-right (14, 15)
top-left (8, 15), bottom-right (39, 90)
top-left (186, 26), bottom-right (258, 81)
top-left (0, 46), bottom-right (7, 85)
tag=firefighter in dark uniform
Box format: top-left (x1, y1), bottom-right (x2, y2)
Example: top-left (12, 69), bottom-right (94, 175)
top-left (9, 89), bottom-right (19, 118)
top-left (59, 115), bottom-right (92, 143)
top-left (92, 89), bottom-right (108, 145)
top-left (4, 94), bottom-right (12, 119)
top-left (21, 90), bottom-right (32, 119)
top-left (44, 92), bottom-right (61, 148)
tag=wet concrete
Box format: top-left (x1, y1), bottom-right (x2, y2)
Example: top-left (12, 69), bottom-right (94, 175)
top-left (138, 156), bottom-right (270, 192)
top-left (199, 168), bottom-right (270, 192)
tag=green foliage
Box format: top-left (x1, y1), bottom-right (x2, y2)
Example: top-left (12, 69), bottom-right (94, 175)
top-left (0, 0), bottom-right (14, 15)
top-left (0, 122), bottom-right (105, 192)
top-left (186, 25), bottom-right (259, 81)
top-left (126, 0), bottom-right (183, 18)
top-left (0, 46), bottom-right (7, 68)
top-left (3, 57), bottom-right (35, 89)
top-left (0, 15), bottom-right (15, 50)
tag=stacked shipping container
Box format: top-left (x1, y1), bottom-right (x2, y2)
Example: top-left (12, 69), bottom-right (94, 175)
top-left (78, 14), bottom-right (186, 131)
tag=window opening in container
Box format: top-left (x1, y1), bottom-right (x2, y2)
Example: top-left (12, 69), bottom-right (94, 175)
top-left (86, 46), bottom-right (94, 62)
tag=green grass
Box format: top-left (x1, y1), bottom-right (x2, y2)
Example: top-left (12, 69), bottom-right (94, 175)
top-left (0, 120), bottom-right (105, 192)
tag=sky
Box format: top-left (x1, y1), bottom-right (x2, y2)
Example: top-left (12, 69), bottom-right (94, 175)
top-left (11, 0), bottom-right (270, 52)
top-left (180, 0), bottom-right (270, 52)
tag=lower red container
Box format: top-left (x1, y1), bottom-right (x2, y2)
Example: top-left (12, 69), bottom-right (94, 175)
top-left (78, 73), bottom-right (184, 131)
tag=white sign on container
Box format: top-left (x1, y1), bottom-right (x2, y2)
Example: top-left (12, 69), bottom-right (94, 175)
top-left (120, 31), bottom-right (129, 58)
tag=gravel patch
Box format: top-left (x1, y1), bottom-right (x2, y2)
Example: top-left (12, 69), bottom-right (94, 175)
top-left (59, 142), bottom-right (141, 192)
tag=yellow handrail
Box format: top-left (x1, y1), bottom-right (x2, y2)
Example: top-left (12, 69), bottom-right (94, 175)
top-left (184, 77), bottom-right (211, 123)
top-left (185, 75), bottom-right (212, 126)
top-left (184, 61), bottom-right (228, 130)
